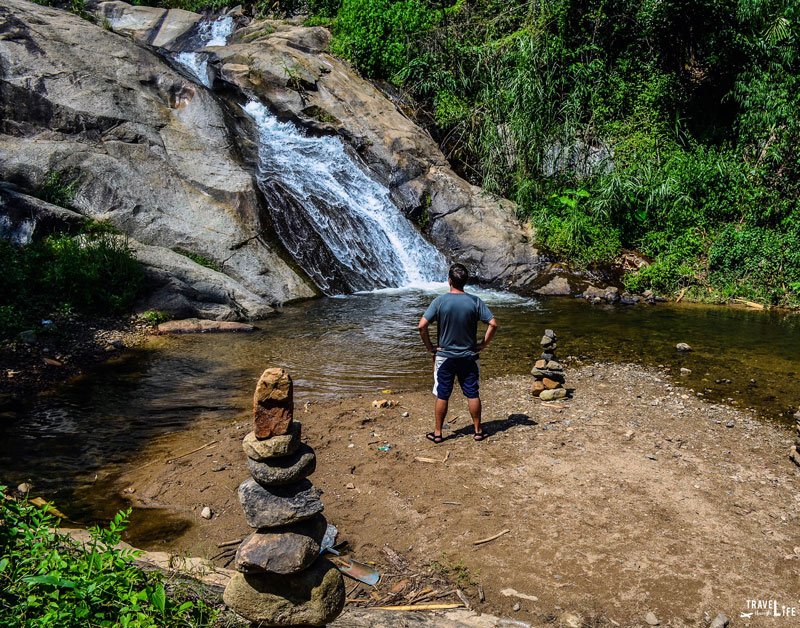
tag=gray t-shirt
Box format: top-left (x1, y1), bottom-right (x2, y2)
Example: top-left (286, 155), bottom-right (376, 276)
top-left (422, 292), bottom-right (494, 359)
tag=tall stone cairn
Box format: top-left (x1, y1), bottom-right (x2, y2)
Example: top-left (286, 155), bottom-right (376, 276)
top-left (223, 368), bottom-right (346, 626)
top-left (531, 329), bottom-right (568, 401)
top-left (790, 410), bottom-right (800, 468)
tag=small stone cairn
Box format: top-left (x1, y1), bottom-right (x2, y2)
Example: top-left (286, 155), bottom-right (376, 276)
top-left (790, 410), bottom-right (800, 468)
top-left (531, 329), bottom-right (568, 401)
top-left (223, 367), bottom-right (345, 626)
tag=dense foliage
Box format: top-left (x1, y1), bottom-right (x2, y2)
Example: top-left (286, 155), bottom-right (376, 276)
top-left (0, 488), bottom-right (216, 626)
top-left (0, 228), bottom-right (144, 340)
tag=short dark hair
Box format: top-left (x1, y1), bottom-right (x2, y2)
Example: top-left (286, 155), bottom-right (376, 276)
top-left (448, 263), bottom-right (469, 290)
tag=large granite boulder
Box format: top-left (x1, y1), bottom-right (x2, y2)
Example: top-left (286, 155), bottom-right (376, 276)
top-left (0, 0), bottom-right (315, 319)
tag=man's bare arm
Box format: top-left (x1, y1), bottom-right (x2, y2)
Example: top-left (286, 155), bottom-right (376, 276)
top-left (418, 316), bottom-right (437, 355)
top-left (477, 317), bottom-right (498, 352)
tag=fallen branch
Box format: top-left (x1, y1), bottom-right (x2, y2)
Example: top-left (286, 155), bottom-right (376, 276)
top-left (473, 529), bottom-right (510, 546)
top-left (166, 440), bottom-right (219, 464)
top-left (414, 457), bottom-right (439, 464)
top-left (373, 604), bottom-right (464, 611)
top-left (733, 298), bottom-right (765, 310)
top-left (217, 538), bottom-right (244, 548)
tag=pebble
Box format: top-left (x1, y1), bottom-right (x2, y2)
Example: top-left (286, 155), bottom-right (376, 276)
top-left (726, 421), bottom-right (735, 428)
top-left (676, 343), bottom-right (692, 352)
top-left (346, 483), bottom-right (355, 490)
top-left (401, 411), bottom-right (410, 417)
top-left (512, 602), bottom-right (521, 612)
top-left (680, 367), bottom-right (691, 375)
top-left (645, 611), bottom-right (660, 625)
top-left (710, 612), bottom-right (729, 628)
top-left (17, 482), bottom-right (31, 494)
top-left (200, 506), bottom-right (212, 519)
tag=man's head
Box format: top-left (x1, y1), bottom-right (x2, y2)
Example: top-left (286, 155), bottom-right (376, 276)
top-left (448, 263), bottom-right (469, 290)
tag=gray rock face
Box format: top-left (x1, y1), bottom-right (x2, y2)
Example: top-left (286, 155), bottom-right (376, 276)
top-left (242, 423), bottom-right (302, 461)
top-left (238, 478), bottom-right (323, 528)
top-left (0, 183), bottom-right (84, 245)
top-left (223, 558), bottom-right (345, 626)
top-left (247, 443), bottom-right (316, 486)
top-left (0, 0), bottom-right (314, 319)
top-left (235, 515), bottom-right (327, 574)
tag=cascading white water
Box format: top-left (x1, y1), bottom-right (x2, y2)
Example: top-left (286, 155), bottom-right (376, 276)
top-left (171, 16), bottom-right (447, 294)
top-left (244, 102), bottom-right (448, 294)
top-left (174, 16), bottom-right (234, 87)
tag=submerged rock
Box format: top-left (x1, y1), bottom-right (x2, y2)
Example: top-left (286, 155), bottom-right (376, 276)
top-left (223, 558), bottom-right (345, 626)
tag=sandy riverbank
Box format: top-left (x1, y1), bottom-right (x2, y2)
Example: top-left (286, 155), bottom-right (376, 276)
top-left (116, 363), bottom-right (799, 627)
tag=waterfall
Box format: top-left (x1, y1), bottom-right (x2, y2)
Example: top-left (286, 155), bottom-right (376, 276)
top-left (171, 16), bottom-right (447, 294)
top-left (174, 16), bottom-right (234, 87)
top-left (243, 102), bottom-right (447, 295)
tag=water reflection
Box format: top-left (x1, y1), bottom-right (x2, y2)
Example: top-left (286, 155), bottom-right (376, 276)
top-left (0, 292), bottom-right (798, 524)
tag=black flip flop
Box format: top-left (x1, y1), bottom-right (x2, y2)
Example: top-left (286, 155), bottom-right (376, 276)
top-left (426, 432), bottom-right (444, 444)
top-left (474, 431), bottom-right (487, 441)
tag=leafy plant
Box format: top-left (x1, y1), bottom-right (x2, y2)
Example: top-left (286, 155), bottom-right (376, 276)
top-left (0, 487), bottom-right (217, 627)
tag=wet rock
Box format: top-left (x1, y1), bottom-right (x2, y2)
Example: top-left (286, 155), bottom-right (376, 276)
top-left (253, 368), bottom-right (293, 439)
top-left (540, 388), bottom-right (567, 401)
top-left (620, 293), bottom-right (640, 305)
top-left (247, 443), bottom-right (316, 486)
top-left (156, 319), bottom-right (257, 334)
top-left (535, 276), bottom-right (571, 296)
top-left (223, 558), bottom-right (345, 626)
top-left (235, 515), bottom-right (327, 574)
top-left (676, 343), bottom-right (693, 352)
top-left (242, 423), bottom-right (301, 461)
top-left (645, 611), bottom-right (660, 625)
top-left (238, 478), bottom-right (323, 528)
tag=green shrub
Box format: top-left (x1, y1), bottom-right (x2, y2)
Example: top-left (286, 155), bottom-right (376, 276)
top-left (0, 231), bottom-right (144, 340)
top-left (38, 172), bottom-right (78, 209)
top-left (173, 248), bottom-right (221, 272)
top-left (0, 487), bottom-right (216, 627)
top-left (331, 0), bottom-right (435, 79)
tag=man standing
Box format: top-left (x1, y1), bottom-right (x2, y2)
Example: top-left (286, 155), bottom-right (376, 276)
top-left (418, 264), bottom-right (498, 443)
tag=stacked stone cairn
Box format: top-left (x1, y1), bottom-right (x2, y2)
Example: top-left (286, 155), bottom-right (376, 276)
top-left (531, 329), bottom-right (568, 401)
top-left (790, 410), bottom-right (800, 468)
top-left (223, 368), bottom-right (345, 626)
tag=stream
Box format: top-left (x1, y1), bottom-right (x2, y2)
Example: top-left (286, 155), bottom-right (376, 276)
top-left (0, 289), bottom-right (798, 539)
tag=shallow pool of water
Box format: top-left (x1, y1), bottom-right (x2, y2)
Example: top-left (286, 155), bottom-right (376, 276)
top-left (1, 290), bottom-right (798, 527)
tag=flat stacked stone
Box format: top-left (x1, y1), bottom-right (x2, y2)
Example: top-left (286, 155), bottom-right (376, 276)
top-left (790, 410), bottom-right (800, 468)
top-left (223, 368), bottom-right (345, 626)
top-left (531, 329), bottom-right (568, 401)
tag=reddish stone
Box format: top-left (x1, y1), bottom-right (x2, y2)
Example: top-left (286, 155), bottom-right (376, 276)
top-left (534, 359), bottom-right (547, 369)
top-left (253, 368), bottom-right (293, 439)
top-left (531, 380), bottom-right (545, 396)
top-left (542, 377), bottom-right (561, 390)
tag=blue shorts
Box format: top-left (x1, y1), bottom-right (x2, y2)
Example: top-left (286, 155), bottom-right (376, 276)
top-left (433, 355), bottom-right (480, 400)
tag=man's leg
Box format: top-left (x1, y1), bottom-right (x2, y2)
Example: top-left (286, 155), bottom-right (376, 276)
top-left (430, 356), bottom-right (454, 440)
top-left (467, 397), bottom-right (482, 434)
top-left (434, 398), bottom-right (449, 437)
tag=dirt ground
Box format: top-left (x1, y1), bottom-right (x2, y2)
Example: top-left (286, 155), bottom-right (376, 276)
top-left (117, 362), bottom-right (800, 627)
